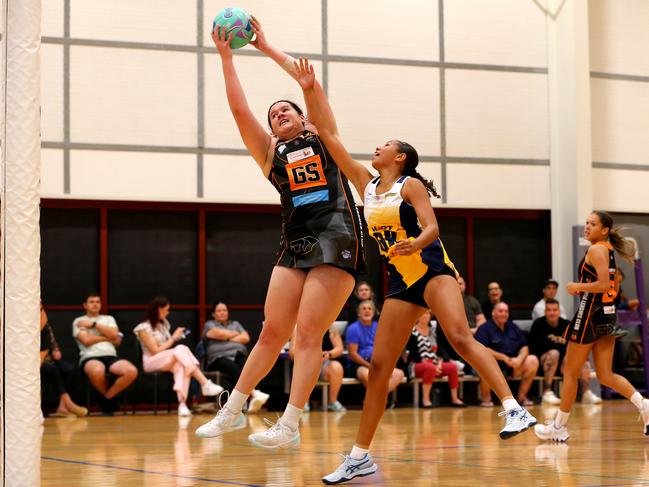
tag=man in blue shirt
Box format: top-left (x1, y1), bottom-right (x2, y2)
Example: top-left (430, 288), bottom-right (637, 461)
top-left (345, 300), bottom-right (404, 393)
top-left (475, 302), bottom-right (539, 407)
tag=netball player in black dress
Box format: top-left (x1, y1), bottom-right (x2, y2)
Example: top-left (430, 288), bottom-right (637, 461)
top-left (196, 21), bottom-right (364, 449)
top-left (535, 211), bottom-right (649, 441)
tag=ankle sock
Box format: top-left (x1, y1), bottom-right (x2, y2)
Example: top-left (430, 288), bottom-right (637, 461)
top-left (630, 391), bottom-right (644, 410)
top-left (226, 389), bottom-right (249, 413)
top-left (502, 398), bottom-right (519, 412)
top-left (279, 403), bottom-right (303, 430)
top-left (350, 445), bottom-right (368, 460)
top-left (554, 410), bottom-right (570, 428)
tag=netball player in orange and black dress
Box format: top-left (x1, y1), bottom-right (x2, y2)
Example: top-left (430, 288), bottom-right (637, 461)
top-left (195, 21), bottom-right (364, 449)
top-left (287, 59), bottom-right (538, 484)
top-left (535, 211), bottom-right (649, 442)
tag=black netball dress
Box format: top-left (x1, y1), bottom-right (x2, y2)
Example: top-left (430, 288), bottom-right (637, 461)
top-left (565, 241), bottom-right (618, 344)
top-left (269, 130), bottom-right (365, 275)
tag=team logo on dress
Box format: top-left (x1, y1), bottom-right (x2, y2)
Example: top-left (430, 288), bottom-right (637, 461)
top-left (277, 144), bottom-right (286, 154)
top-left (289, 236), bottom-right (319, 255)
top-left (341, 250), bottom-right (352, 259)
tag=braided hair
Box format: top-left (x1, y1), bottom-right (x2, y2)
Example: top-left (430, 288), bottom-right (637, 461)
top-left (397, 140), bottom-right (441, 199)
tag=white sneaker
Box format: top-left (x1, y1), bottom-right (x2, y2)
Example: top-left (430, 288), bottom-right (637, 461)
top-left (248, 419), bottom-right (300, 449)
top-left (247, 390), bottom-right (270, 413)
top-left (498, 407), bottom-right (537, 439)
top-left (322, 453), bottom-right (378, 485)
top-left (534, 421), bottom-right (570, 442)
top-left (201, 380), bottom-right (224, 397)
top-left (195, 407), bottom-right (246, 438)
top-left (640, 398), bottom-right (649, 436)
top-left (582, 389), bottom-right (602, 404)
top-left (542, 390), bottom-right (561, 405)
top-left (178, 403), bottom-right (192, 417)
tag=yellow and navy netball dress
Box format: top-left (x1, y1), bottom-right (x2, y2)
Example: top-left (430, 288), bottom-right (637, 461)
top-left (269, 130), bottom-right (365, 275)
top-left (364, 176), bottom-right (456, 306)
top-left (565, 241), bottom-right (618, 344)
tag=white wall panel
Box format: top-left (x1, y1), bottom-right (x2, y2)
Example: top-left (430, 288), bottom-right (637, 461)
top-left (329, 63), bottom-right (439, 156)
top-left (203, 0), bottom-right (321, 53)
top-left (591, 78), bottom-right (649, 164)
top-left (42, 0), bottom-right (63, 38)
top-left (40, 149), bottom-right (64, 196)
top-left (589, 0), bottom-right (649, 76)
top-left (446, 163), bottom-right (550, 208)
top-left (593, 168), bottom-right (649, 213)
top-left (328, 0), bottom-right (438, 61)
top-left (445, 0), bottom-right (547, 67)
top-left (203, 154), bottom-right (280, 204)
top-left (41, 44), bottom-right (63, 142)
top-left (71, 0), bottom-right (196, 45)
top-left (446, 70), bottom-right (549, 159)
top-left (71, 47), bottom-right (197, 146)
top-left (70, 151), bottom-right (197, 200)
top-left (205, 55), bottom-right (321, 149)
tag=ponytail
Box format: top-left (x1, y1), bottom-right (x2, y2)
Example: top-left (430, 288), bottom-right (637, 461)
top-left (397, 140), bottom-right (441, 199)
top-left (592, 210), bottom-right (635, 263)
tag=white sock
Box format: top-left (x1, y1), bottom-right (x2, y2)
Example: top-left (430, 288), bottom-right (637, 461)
top-left (225, 389), bottom-right (249, 414)
top-left (350, 445), bottom-right (369, 460)
top-left (630, 391), bottom-right (644, 410)
top-left (279, 403), bottom-right (303, 430)
top-left (554, 410), bottom-right (570, 428)
top-left (502, 398), bottom-right (520, 412)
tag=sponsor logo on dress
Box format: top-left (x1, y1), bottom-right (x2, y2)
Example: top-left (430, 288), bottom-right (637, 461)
top-left (341, 250), bottom-right (352, 259)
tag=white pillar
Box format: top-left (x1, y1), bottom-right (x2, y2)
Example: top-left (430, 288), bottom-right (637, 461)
top-left (0, 0), bottom-right (42, 485)
top-left (546, 0), bottom-right (593, 315)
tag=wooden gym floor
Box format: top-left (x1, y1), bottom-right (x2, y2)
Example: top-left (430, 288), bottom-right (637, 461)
top-left (41, 402), bottom-right (649, 486)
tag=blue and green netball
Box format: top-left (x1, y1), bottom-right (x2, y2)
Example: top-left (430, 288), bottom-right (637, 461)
top-left (212, 7), bottom-right (253, 49)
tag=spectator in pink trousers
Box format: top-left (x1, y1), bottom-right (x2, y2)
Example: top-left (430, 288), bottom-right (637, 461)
top-left (134, 296), bottom-right (223, 416)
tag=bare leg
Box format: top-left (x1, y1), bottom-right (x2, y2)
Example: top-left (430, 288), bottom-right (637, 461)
top-left (191, 368), bottom-right (210, 386)
top-left (289, 265), bottom-right (354, 408)
top-left (559, 342), bottom-right (593, 413)
top-left (387, 368), bottom-right (405, 393)
top-left (579, 361), bottom-right (592, 394)
top-left (592, 336), bottom-right (638, 399)
top-left (354, 299), bottom-right (423, 449)
top-left (83, 360), bottom-right (108, 394)
top-left (105, 360), bottom-right (138, 399)
top-left (233, 266), bottom-right (305, 394)
top-left (541, 350), bottom-right (560, 391)
top-left (424, 276), bottom-right (515, 402)
top-left (326, 361), bottom-right (344, 404)
top-left (513, 355), bottom-right (539, 401)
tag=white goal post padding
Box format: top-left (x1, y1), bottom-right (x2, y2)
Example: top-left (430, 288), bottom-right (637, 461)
top-left (1, 0), bottom-right (42, 485)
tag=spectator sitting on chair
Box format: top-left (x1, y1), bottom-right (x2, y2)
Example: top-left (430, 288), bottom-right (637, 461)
top-left (531, 279), bottom-right (568, 321)
top-left (203, 301), bottom-right (269, 413)
top-left (481, 281), bottom-right (503, 321)
top-left (614, 270), bottom-right (640, 311)
top-left (289, 323), bottom-right (347, 413)
top-left (475, 302), bottom-right (539, 407)
top-left (529, 299), bottom-right (602, 405)
top-left (134, 296), bottom-right (223, 417)
top-left (73, 292), bottom-right (138, 415)
top-left (345, 281), bottom-right (381, 323)
top-left (345, 300), bottom-right (404, 402)
top-left (41, 303), bottom-right (87, 418)
top-left (403, 310), bottom-right (465, 408)
top-left (458, 276), bottom-right (486, 332)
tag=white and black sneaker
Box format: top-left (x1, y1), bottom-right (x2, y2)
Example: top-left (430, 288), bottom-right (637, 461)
top-left (322, 453), bottom-right (378, 485)
top-left (498, 407), bottom-right (537, 439)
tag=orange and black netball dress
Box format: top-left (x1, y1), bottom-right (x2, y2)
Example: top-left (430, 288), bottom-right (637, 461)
top-left (565, 241), bottom-right (618, 344)
top-left (269, 130), bottom-right (365, 275)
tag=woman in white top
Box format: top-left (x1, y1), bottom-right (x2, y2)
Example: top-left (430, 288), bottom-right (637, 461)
top-left (134, 296), bottom-right (223, 416)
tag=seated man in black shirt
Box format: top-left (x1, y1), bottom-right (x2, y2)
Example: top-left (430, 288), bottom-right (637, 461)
top-left (529, 299), bottom-right (602, 405)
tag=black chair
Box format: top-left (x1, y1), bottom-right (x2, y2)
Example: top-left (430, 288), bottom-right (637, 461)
top-left (135, 340), bottom-right (173, 415)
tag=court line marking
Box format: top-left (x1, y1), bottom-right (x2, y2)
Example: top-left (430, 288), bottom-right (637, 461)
top-left (41, 456), bottom-right (263, 487)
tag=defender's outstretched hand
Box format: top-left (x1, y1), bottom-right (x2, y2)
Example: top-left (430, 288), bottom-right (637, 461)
top-left (294, 58), bottom-right (316, 91)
